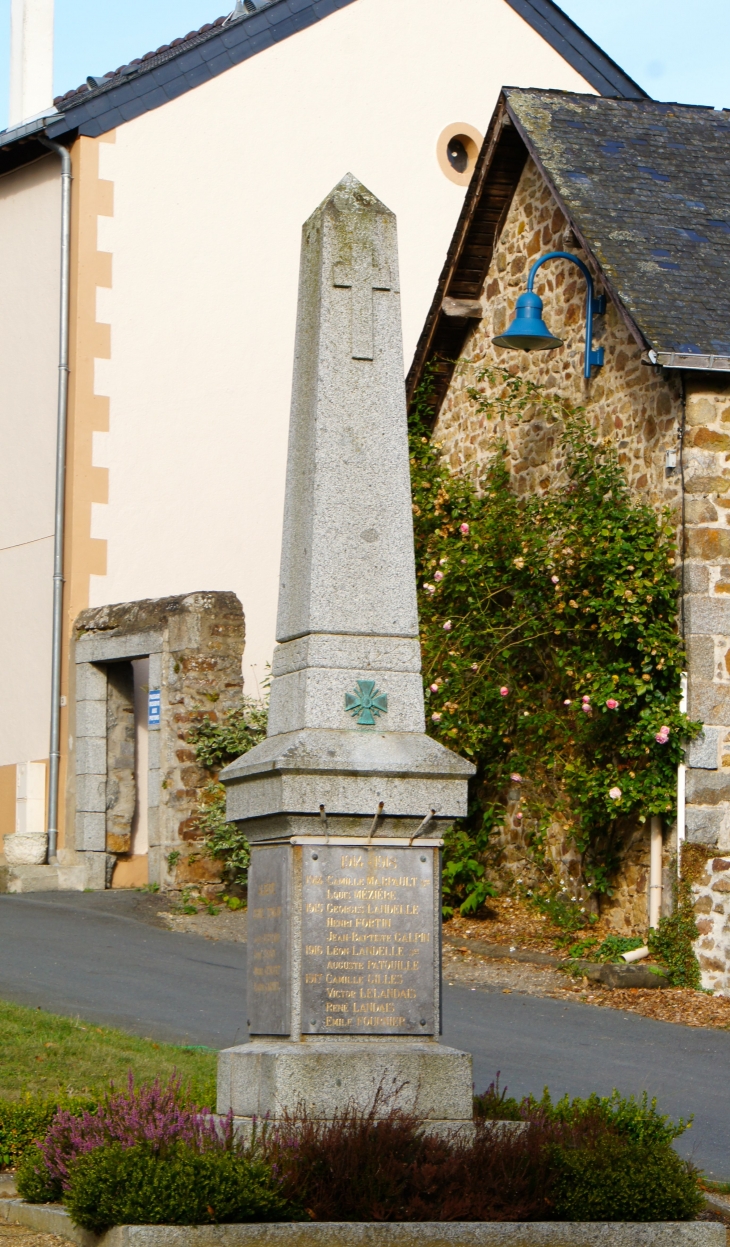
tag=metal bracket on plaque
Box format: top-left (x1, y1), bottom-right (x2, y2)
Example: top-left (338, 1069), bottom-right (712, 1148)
top-left (366, 801), bottom-right (385, 844)
top-left (409, 809), bottom-right (436, 846)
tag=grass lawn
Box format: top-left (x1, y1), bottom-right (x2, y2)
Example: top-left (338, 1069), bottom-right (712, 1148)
top-left (0, 999), bottom-right (217, 1107)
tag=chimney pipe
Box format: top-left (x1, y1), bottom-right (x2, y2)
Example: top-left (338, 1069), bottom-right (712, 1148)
top-left (9, 0), bottom-right (54, 127)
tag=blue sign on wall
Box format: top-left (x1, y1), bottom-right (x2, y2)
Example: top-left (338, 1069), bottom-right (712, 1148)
top-left (148, 689), bottom-right (161, 728)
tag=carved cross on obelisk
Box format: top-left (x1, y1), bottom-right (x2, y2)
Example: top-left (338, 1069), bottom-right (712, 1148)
top-left (334, 241), bottom-right (392, 360)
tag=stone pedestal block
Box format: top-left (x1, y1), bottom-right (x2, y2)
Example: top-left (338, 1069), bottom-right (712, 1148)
top-left (218, 1039), bottom-right (474, 1129)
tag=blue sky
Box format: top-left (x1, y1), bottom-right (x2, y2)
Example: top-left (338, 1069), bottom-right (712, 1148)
top-left (0, 0), bottom-right (727, 133)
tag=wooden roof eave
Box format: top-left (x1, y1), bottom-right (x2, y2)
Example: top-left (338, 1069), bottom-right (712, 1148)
top-left (406, 94), bottom-right (528, 420)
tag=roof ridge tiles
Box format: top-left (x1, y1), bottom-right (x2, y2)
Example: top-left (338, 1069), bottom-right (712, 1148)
top-left (53, 11), bottom-right (232, 107)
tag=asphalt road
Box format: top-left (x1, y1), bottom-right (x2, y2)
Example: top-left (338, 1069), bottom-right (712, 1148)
top-left (1, 892), bottom-right (728, 1178)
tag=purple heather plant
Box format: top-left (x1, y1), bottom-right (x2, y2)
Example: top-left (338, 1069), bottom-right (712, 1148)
top-left (38, 1074), bottom-right (230, 1192)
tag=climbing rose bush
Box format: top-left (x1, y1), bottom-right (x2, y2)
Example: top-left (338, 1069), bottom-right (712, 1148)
top-left (409, 367), bottom-right (700, 910)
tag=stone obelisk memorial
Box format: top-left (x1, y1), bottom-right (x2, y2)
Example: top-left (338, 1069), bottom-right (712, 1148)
top-left (218, 174), bottom-right (475, 1130)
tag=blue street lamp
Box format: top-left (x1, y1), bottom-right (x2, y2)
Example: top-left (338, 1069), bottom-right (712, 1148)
top-left (492, 251), bottom-right (606, 379)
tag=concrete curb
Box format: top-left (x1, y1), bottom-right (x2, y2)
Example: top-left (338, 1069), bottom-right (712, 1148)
top-left (0, 1199), bottom-right (724, 1247)
top-left (442, 939), bottom-right (669, 989)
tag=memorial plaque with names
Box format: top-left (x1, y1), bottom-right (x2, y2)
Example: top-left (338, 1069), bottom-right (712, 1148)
top-left (301, 844), bottom-right (436, 1036)
top-left (247, 846), bottom-right (290, 1035)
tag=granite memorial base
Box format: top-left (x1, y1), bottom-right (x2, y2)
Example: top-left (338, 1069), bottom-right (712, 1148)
top-left (217, 1038), bottom-right (474, 1137)
top-left (218, 837), bottom-right (474, 1134)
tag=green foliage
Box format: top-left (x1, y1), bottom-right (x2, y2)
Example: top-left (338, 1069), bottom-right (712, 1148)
top-left (187, 700), bottom-right (268, 886)
top-left (566, 934), bottom-right (644, 963)
top-left (64, 1142), bottom-right (297, 1232)
top-left (441, 825), bottom-right (496, 918)
top-left (410, 364), bottom-right (699, 911)
top-left (549, 1134), bottom-right (702, 1222)
top-left (648, 875), bottom-right (702, 988)
top-left (527, 1087), bottom-right (691, 1145)
top-left (530, 890), bottom-right (597, 939)
top-left (0, 1096), bottom-right (94, 1170)
top-left (187, 701), bottom-right (267, 771)
top-left (192, 783), bottom-right (251, 887)
top-left (16, 1147), bottom-right (63, 1202)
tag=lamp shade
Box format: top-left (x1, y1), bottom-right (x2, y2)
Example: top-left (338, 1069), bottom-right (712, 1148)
top-left (492, 291), bottom-right (563, 352)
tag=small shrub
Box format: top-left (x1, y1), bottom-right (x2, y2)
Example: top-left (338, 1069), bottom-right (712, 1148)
top-left (648, 875), bottom-right (701, 988)
top-left (566, 934), bottom-right (644, 963)
top-left (187, 701), bottom-right (267, 886)
top-left (196, 782), bottom-right (251, 886)
top-left (549, 1134), bottom-right (702, 1222)
top-left (265, 1100), bottom-right (553, 1222)
top-left (0, 1095), bottom-right (95, 1171)
top-left (524, 1087), bottom-right (691, 1146)
top-left (64, 1142), bottom-right (296, 1232)
top-left (20, 1074), bottom-right (219, 1198)
top-left (187, 702), bottom-right (267, 771)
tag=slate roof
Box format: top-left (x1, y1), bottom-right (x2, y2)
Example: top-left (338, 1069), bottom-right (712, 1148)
top-left (408, 88), bottom-right (730, 417)
top-left (505, 88), bottom-right (730, 363)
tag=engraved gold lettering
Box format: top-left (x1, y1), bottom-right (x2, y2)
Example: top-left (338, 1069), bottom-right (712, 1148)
top-left (341, 854), bottom-right (365, 869)
top-left (305, 973), bottom-right (323, 984)
top-left (356, 1015), bottom-right (406, 1027)
top-left (305, 944), bottom-right (323, 955)
top-left (306, 903), bottom-right (324, 914)
top-left (258, 882), bottom-right (276, 897)
top-left (266, 906), bottom-right (282, 919)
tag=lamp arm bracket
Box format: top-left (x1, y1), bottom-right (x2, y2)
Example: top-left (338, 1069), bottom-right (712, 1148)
top-left (526, 251), bottom-right (604, 379)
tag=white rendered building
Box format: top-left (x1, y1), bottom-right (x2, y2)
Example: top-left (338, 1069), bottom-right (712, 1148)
top-left (0, 0), bottom-right (644, 884)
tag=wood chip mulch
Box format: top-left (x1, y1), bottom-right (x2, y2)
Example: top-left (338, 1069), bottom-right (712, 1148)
top-left (0, 1226), bottom-right (70, 1247)
top-left (442, 896), bottom-right (730, 1032)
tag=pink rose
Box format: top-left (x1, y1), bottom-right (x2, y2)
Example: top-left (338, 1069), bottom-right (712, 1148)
top-left (430, 683), bottom-right (439, 693)
top-left (431, 712), bottom-right (442, 722)
top-left (581, 704), bottom-right (592, 714)
top-left (609, 787), bottom-right (622, 801)
top-left (606, 699), bottom-right (619, 710)
top-left (510, 773), bottom-right (523, 783)
top-left (582, 695), bottom-right (590, 703)
top-left (551, 575), bottom-right (559, 584)
top-left (471, 663), bottom-right (478, 672)
top-left (655, 731), bottom-right (669, 744)
top-left (564, 699), bottom-right (571, 705)
top-left (443, 620), bottom-right (452, 631)
top-left (661, 726), bottom-right (670, 735)
top-left (460, 523), bottom-right (470, 536)
top-left (515, 812), bottom-right (523, 820)
top-left (434, 570), bottom-right (444, 582)
top-left (500, 686), bottom-right (509, 697)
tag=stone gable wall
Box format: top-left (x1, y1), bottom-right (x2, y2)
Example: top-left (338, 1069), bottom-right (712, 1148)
top-left (432, 157), bottom-right (730, 981)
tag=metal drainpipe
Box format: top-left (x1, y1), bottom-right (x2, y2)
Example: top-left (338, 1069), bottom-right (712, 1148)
top-left (40, 136), bottom-right (72, 864)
